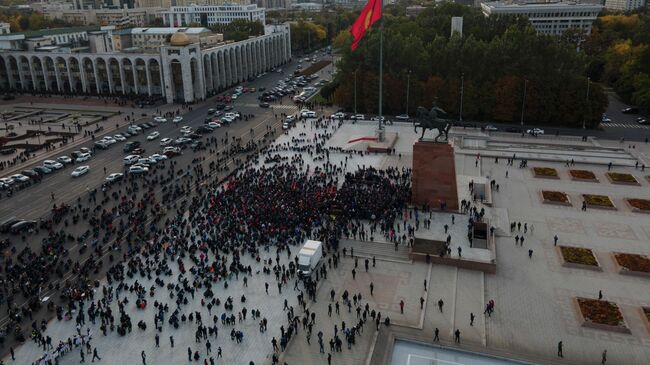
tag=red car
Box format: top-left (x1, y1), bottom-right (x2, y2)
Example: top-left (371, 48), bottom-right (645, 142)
top-left (131, 147), bottom-right (145, 155)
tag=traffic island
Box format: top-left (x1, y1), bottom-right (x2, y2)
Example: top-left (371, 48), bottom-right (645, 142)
top-left (574, 297), bottom-right (630, 334)
top-left (532, 167), bottom-right (560, 179)
top-left (541, 190), bottom-right (572, 206)
top-left (582, 194), bottom-right (616, 210)
top-left (558, 246), bottom-right (602, 271)
top-left (613, 252), bottom-right (650, 278)
top-left (569, 169), bottom-right (599, 183)
top-left (606, 172), bottom-right (639, 186)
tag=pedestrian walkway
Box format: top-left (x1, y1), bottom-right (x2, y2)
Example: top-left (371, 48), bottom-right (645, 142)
top-left (603, 122), bottom-right (649, 128)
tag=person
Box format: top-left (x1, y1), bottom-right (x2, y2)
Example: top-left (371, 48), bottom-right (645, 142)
top-left (141, 350), bottom-right (147, 365)
top-left (155, 333), bottom-right (159, 347)
top-left (327, 353), bottom-right (332, 365)
top-left (601, 349), bottom-right (607, 364)
top-left (400, 300), bottom-right (404, 314)
top-left (438, 299), bottom-right (444, 312)
top-left (528, 249), bottom-right (533, 259)
top-left (433, 328), bottom-right (439, 342)
top-left (470, 313), bottom-right (475, 326)
top-left (454, 329), bottom-right (460, 343)
top-left (80, 348), bottom-right (85, 363)
top-left (92, 348), bottom-right (101, 362)
top-left (554, 235), bottom-right (559, 246)
top-left (170, 336), bottom-right (174, 348)
top-left (420, 297), bottom-right (424, 309)
top-left (599, 290), bottom-right (603, 300)
top-left (369, 282), bottom-right (374, 296)
top-left (557, 341), bottom-right (563, 358)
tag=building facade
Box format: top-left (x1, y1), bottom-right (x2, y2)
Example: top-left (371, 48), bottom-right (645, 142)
top-left (0, 23), bottom-right (10, 35)
top-left (604, 0), bottom-right (645, 11)
top-left (481, 1), bottom-right (603, 35)
top-left (0, 24), bottom-right (290, 104)
top-left (162, 4), bottom-right (266, 27)
top-left (44, 7), bottom-right (165, 27)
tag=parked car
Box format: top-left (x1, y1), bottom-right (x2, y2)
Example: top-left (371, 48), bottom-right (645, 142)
top-left (621, 107), bottom-right (639, 114)
top-left (21, 169), bottom-right (40, 178)
top-left (101, 136), bottom-right (117, 145)
top-left (147, 131), bottom-right (160, 141)
top-left (75, 153), bottom-right (91, 163)
top-left (0, 177), bottom-right (14, 186)
top-left (173, 116), bottom-right (183, 123)
top-left (10, 174), bottom-right (30, 183)
top-left (150, 154), bottom-right (168, 162)
top-left (71, 165), bottom-right (90, 177)
top-left (57, 156), bottom-right (73, 165)
top-left (484, 125), bottom-right (499, 131)
top-left (154, 116), bottom-right (167, 123)
top-left (0, 217), bottom-right (20, 233)
top-left (160, 138), bottom-right (173, 146)
top-left (33, 166), bottom-right (53, 175)
top-left (208, 122), bottom-right (222, 129)
top-left (395, 114), bottom-right (409, 121)
top-left (10, 220), bottom-right (36, 234)
top-left (106, 173), bottom-right (124, 183)
top-left (123, 141), bottom-right (141, 152)
top-left (527, 128), bottom-right (545, 135)
top-left (131, 147), bottom-right (146, 155)
top-left (43, 160), bottom-right (63, 170)
top-left (114, 134), bottom-right (126, 141)
top-left (94, 141), bottom-right (109, 150)
top-left (638, 118), bottom-right (649, 125)
top-left (129, 165), bottom-right (149, 174)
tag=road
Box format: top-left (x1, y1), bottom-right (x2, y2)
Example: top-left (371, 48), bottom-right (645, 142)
top-left (0, 52), bottom-right (335, 223)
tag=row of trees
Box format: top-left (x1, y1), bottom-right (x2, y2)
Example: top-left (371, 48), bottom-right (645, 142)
top-left (584, 12), bottom-right (650, 114)
top-left (209, 19), bottom-right (264, 42)
top-left (1, 10), bottom-right (74, 32)
top-left (329, 3), bottom-right (606, 128)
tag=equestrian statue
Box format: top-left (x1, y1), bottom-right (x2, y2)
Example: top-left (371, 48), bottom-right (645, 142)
top-left (414, 103), bottom-right (451, 142)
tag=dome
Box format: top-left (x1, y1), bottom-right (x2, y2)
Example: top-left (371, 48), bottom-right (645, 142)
top-left (169, 32), bottom-right (192, 46)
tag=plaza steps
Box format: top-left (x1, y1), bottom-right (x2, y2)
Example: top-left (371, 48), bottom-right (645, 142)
top-left (339, 239), bottom-right (412, 263)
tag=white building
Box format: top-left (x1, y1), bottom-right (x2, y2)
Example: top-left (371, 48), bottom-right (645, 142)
top-left (0, 24), bottom-right (291, 104)
top-left (162, 4), bottom-right (266, 28)
top-left (451, 16), bottom-right (463, 37)
top-left (604, 0), bottom-right (645, 11)
top-left (0, 23), bottom-right (10, 35)
top-left (481, 1), bottom-right (603, 35)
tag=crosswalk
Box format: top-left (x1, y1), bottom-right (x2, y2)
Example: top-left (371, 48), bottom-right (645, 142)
top-left (603, 122), bottom-right (650, 129)
top-left (240, 103), bottom-right (297, 112)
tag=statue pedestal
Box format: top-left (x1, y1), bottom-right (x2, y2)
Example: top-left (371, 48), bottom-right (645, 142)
top-left (411, 141), bottom-right (459, 211)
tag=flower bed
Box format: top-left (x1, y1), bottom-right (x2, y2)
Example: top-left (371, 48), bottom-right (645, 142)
top-left (541, 190), bottom-right (571, 206)
top-left (575, 297), bottom-right (629, 333)
top-left (613, 252), bottom-right (650, 277)
top-left (626, 198), bottom-right (650, 213)
top-left (532, 167), bottom-right (559, 179)
top-left (583, 194), bottom-right (616, 210)
top-left (559, 246), bottom-right (601, 271)
top-left (569, 169), bottom-right (598, 182)
top-left (606, 172), bottom-right (639, 185)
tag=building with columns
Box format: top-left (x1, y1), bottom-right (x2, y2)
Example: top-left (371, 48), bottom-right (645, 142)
top-left (0, 24), bottom-right (291, 104)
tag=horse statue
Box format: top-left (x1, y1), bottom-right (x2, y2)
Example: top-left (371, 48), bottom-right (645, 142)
top-left (414, 104), bottom-right (451, 142)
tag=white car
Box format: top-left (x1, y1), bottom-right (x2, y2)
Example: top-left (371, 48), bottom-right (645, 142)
top-left (0, 177), bottom-right (15, 186)
top-left (154, 116), bottom-right (167, 123)
top-left (208, 122), bottom-right (222, 129)
top-left (10, 174), bottom-right (30, 183)
top-left (160, 138), bottom-right (173, 146)
top-left (138, 158), bottom-right (156, 165)
top-left (57, 156), bottom-right (72, 164)
top-left (114, 134), bottom-right (126, 142)
top-left (75, 153), bottom-right (91, 163)
top-left (331, 112), bottom-right (344, 120)
top-left (106, 173), bottom-right (123, 183)
top-left (102, 136), bottom-right (117, 145)
top-left (173, 116), bottom-right (183, 124)
top-left (352, 114), bottom-right (365, 121)
top-left (150, 154), bottom-right (168, 162)
top-left (527, 128), bottom-right (544, 135)
top-left (180, 126), bottom-right (192, 133)
top-left (128, 126), bottom-right (142, 134)
top-left (231, 94), bottom-right (238, 100)
top-left (484, 125), bottom-right (499, 131)
top-left (71, 166), bottom-right (89, 177)
top-left (147, 131), bottom-right (160, 141)
top-left (43, 160), bottom-right (64, 170)
top-left (163, 146), bottom-right (181, 153)
top-left (395, 114), bottom-right (409, 121)
top-left (129, 165), bottom-right (149, 174)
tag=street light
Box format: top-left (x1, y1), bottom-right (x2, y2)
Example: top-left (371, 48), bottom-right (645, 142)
top-left (354, 70), bottom-right (357, 115)
top-left (459, 73), bottom-right (464, 123)
top-left (520, 79), bottom-right (528, 132)
top-left (583, 77), bottom-right (590, 130)
top-left (406, 70), bottom-right (411, 117)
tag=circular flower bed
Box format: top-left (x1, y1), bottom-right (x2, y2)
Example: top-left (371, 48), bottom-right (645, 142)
top-left (577, 297), bottom-right (627, 328)
top-left (533, 167), bottom-right (559, 178)
top-left (560, 246), bottom-right (598, 266)
top-left (569, 169), bottom-right (598, 181)
top-left (614, 253), bottom-right (650, 273)
top-left (583, 194), bottom-right (615, 208)
top-left (626, 198), bottom-right (650, 212)
top-left (606, 172), bottom-right (639, 185)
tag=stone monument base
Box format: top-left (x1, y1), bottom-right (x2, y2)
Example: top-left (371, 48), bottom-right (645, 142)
top-left (411, 140), bottom-right (459, 211)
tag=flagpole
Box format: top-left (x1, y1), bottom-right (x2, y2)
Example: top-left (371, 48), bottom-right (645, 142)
top-left (377, 0), bottom-right (384, 142)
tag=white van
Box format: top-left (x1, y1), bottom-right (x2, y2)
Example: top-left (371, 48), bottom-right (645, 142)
top-left (123, 155), bottom-right (140, 165)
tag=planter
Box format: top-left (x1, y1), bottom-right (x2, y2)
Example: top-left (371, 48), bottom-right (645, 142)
top-left (569, 169), bottom-right (599, 183)
top-left (541, 190), bottom-right (572, 206)
top-left (532, 167), bottom-right (559, 179)
top-left (612, 252), bottom-right (650, 278)
top-left (558, 246), bottom-right (602, 271)
top-left (583, 194), bottom-right (616, 210)
top-left (574, 297), bottom-right (630, 334)
top-left (625, 198), bottom-right (650, 214)
top-left (606, 172), bottom-right (639, 186)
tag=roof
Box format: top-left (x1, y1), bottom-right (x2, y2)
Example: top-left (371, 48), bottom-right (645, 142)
top-left (120, 27), bottom-right (211, 36)
top-left (15, 26), bottom-right (100, 39)
top-left (482, 1), bottom-right (604, 10)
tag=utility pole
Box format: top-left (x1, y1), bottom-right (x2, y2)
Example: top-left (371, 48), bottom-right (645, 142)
top-left (583, 77), bottom-right (590, 130)
top-left (406, 70), bottom-right (411, 117)
top-left (459, 73), bottom-right (464, 123)
top-left (520, 79), bottom-right (528, 133)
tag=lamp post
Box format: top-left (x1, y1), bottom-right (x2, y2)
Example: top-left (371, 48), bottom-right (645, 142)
top-left (459, 73), bottom-right (464, 123)
top-left (520, 79), bottom-right (528, 132)
top-left (583, 77), bottom-right (590, 130)
top-left (353, 70), bottom-right (357, 115)
top-left (406, 70), bottom-right (411, 117)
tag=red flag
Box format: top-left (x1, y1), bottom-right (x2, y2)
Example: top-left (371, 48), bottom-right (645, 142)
top-left (350, 0), bottom-right (382, 51)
